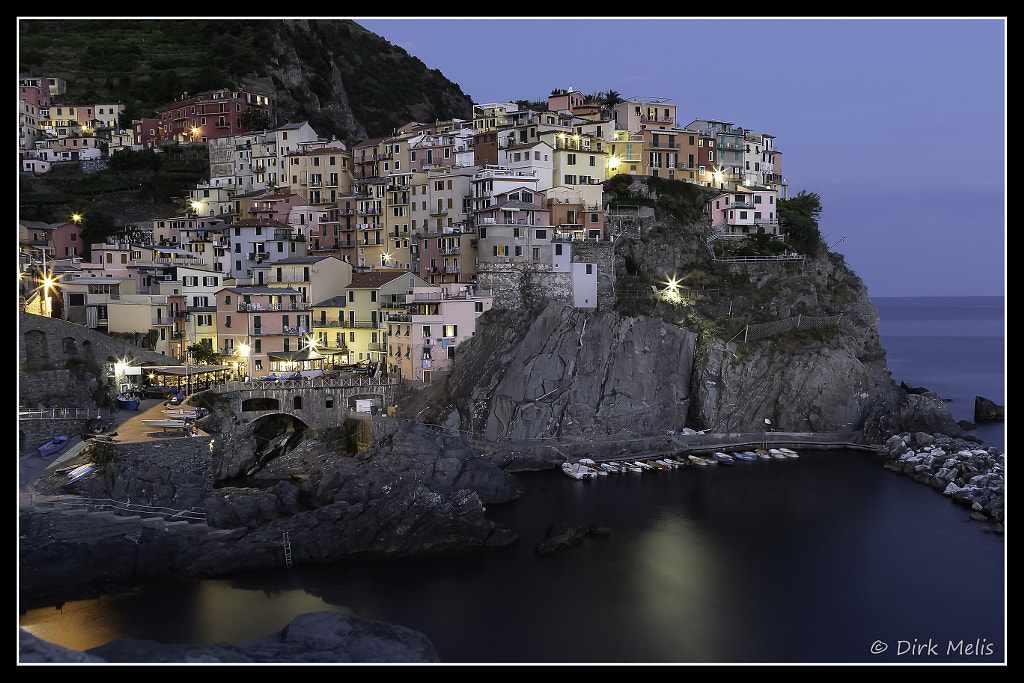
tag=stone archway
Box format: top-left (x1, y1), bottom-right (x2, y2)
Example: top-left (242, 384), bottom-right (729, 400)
top-left (22, 329), bottom-right (50, 367)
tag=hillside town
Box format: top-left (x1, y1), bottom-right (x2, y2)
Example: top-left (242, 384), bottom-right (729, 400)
top-left (18, 78), bottom-right (790, 389)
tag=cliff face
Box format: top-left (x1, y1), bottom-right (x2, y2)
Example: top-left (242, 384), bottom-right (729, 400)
top-left (439, 236), bottom-right (958, 446)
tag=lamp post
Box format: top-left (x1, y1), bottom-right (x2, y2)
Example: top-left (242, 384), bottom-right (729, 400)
top-left (239, 343), bottom-right (251, 382)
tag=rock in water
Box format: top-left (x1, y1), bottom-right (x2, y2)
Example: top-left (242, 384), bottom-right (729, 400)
top-left (974, 396), bottom-right (1004, 422)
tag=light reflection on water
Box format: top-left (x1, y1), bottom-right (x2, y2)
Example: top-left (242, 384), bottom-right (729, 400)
top-left (19, 452), bottom-right (1005, 664)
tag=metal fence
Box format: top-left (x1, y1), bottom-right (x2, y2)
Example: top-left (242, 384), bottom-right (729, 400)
top-left (20, 493), bottom-right (207, 522)
top-left (742, 314), bottom-right (843, 342)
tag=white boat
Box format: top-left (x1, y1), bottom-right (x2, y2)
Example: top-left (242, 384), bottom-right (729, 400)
top-left (769, 449), bottom-right (788, 459)
top-left (561, 462), bottom-right (595, 480)
top-left (600, 462), bottom-right (620, 473)
top-left (656, 458), bottom-right (678, 469)
top-left (755, 449), bottom-right (773, 460)
top-left (619, 461), bottom-right (643, 472)
top-left (579, 458), bottom-right (608, 475)
top-left (142, 418), bottom-right (189, 431)
top-left (163, 407), bottom-right (207, 418)
top-left (687, 455), bottom-right (710, 466)
top-left (779, 448), bottom-right (800, 458)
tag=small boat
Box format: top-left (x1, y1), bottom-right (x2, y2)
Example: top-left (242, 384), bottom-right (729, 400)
top-left (163, 407), bottom-right (207, 419)
top-left (38, 435), bottom-right (69, 458)
top-left (600, 462), bottom-right (620, 473)
top-left (656, 458), bottom-right (678, 469)
top-left (116, 394), bottom-right (140, 411)
top-left (711, 452), bottom-right (735, 464)
top-left (732, 451), bottom-right (757, 461)
top-left (619, 461), bottom-right (643, 472)
top-left (769, 449), bottom-right (788, 459)
top-left (687, 455), bottom-right (710, 466)
top-left (645, 460), bottom-right (667, 470)
top-left (779, 448), bottom-right (800, 458)
top-left (142, 418), bottom-right (190, 432)
top-left (755, 449), bottom-right (773, 460)
top-left (66, 463), bottom-right (98, 484)
top-left (561, 462), bottom-right (594, 480)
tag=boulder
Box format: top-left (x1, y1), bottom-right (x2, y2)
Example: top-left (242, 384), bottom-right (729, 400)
top-left (974, 396), bottom-right (1004, 422)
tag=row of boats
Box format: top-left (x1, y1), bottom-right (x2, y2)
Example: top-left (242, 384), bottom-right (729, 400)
top-left (560, 449), bottom-right (800, 479)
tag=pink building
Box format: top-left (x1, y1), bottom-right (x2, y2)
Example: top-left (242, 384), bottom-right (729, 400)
top-left (157, 88), bottom-right (275, 143)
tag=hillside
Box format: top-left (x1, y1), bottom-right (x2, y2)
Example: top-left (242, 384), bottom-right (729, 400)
top-left (18, 18), bottom-right (476, 144)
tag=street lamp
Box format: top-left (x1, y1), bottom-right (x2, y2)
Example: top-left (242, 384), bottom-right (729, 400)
top-left (239, 343), bottom-right (251, 381)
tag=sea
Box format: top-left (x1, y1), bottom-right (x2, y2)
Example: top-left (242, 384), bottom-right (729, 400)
top-left (19, 295), bottom-right (1006, 665)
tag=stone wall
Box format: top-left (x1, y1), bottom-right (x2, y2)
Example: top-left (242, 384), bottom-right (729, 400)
top-left (19, 311), bottom-right (181, 419)
top-left (19, 416), bottom-right (92, 457)
top-left (476, 262), bottom-right (573, 310)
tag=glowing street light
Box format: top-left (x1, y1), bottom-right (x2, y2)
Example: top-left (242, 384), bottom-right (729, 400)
top-left (238, 343), bottom-right (251, 381)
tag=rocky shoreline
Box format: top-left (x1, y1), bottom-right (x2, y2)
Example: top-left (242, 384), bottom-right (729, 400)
top-left (878, 430), bottom-right (1004, 534)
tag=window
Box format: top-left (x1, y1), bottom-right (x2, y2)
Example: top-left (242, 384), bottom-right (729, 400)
top-left (443, 324), bottom-right (457, 337)
top-left (422, 325), bottom-right (431, 338)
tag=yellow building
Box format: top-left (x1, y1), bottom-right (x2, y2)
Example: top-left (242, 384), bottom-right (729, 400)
top-left (282, 142), bottom-right (354, 206)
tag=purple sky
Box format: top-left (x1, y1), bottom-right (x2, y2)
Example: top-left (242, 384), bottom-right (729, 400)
top-left (356, 17), bottom-right (1006, 299)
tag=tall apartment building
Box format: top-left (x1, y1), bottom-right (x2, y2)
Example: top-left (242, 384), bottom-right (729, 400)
top-left (157, 88), bottom-right (274, 144)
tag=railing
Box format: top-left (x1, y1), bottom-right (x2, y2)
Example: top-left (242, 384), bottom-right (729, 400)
top-left (19, 408), bottom-right (95, 420)
top-left (21, 493), bottom-right (207, 523)
top-left (220, 375), bottom-right (396, 393)
top-left (740, 314), bottom-right (843, 342)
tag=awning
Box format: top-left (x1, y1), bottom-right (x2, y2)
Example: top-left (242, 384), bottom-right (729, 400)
top-left (138, 364), bottom-right (233, 377)
top-left (267, 348), bottom-right (326, 362)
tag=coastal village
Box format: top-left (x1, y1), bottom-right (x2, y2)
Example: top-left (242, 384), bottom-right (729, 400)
top-left (18, 78), bottom-right (790, 393)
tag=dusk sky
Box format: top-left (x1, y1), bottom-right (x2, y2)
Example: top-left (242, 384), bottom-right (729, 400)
top-left (356, 17), bottom-right (1006, 299)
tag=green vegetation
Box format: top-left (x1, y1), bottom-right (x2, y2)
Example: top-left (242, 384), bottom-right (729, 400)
top-left (778, 190), bottom-right (824, 256)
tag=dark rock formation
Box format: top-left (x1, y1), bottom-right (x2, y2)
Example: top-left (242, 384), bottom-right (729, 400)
top-left (21, 611), bottom-right (439, 663)
top-left (974, 396), bottom-right (1004, 422)
top-left (534, 521), bottom-right (611, 555)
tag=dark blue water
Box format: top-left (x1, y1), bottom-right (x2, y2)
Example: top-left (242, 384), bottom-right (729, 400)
top-left (874, 296), bottom-right (1005, 451)
top-left (20, 297), bottom-right (1006, 664)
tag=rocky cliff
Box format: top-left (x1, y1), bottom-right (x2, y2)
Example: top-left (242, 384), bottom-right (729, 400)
top-left (438, 225), bottom-right (959, 447)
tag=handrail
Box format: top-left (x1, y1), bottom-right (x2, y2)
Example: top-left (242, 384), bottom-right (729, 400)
top-left (20, 493), bottom-right (207, 522)
top-left (19, 408), bottom-right (95, 420)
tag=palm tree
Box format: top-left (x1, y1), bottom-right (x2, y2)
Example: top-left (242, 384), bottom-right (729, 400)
top-left (603, 90), bottom-right (624, 108)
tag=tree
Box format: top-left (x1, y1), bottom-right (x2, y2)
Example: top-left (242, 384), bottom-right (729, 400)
top-left (240, 107), bottom-right (273, 131)
top-left (778, 190), bottom-right (824, 256)
top-left (187, 342), bottom-right (221, 365)
top-left (603, 90), bottom-right (624, 108)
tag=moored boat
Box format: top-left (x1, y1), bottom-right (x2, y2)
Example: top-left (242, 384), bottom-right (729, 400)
top-left (141, 418), bottom-right (189, 431)
top-left (732, 451), bottom-right (757, 461)
top-left (38, 435), bottom-right (69, 458)
top-left (66, 463), bottom-right (98, 484)
top-left (561, 462), bottom-right (594, 480)
top-left (755, 449), bottom-right (772, 460)
top-left (116, 394), bottom-right (140, 411)
top-left (769, 449), bottom-right (788, 459)
top-left (779, 448), bottom-right (800, 458)
top-left (687, 455), bottom-right (712, 466)
top-left (645, 460), bottom-right (667, 470)
top-left (711, 452), bottom-right (735, 464)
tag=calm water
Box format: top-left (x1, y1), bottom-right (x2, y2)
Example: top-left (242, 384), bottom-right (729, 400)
top-left (20, 296), bottom-right (1006, 664)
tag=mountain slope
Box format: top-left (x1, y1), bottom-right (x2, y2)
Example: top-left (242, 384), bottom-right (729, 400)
top-left (18, 18), bottom-right (475, 143)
